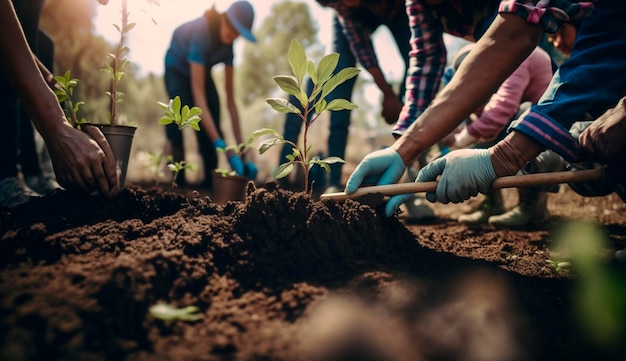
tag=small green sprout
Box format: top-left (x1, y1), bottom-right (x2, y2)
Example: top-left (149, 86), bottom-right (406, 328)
top-left (167, 161), bottom-right (196, 188)
top-left (254, 39), bottom-right (360, 193)
top-left (53, 70), bottom-right (87, 128)
top-left (157, 96), bottom-right (202, 131)
top-left (145, 151), bottom-right (172, 185)
top-left (149, 303), bottom-right (201, 327)
top-left (545, 259), bottom-right (571, 275)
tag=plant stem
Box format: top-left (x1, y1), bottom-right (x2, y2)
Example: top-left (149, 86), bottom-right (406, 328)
top-left (110, 0), bottom-right (128, 125)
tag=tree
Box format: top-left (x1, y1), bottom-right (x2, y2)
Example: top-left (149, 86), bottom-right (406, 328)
top-left (236, 0), bottom-right (320, 106)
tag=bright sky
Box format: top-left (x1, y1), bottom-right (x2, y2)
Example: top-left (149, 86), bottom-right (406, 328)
top-left (94, 0), bottom-right (467, 78)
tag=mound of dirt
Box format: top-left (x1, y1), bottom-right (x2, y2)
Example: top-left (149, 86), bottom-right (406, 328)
top-left (0, 182), bottom-right (624, 361)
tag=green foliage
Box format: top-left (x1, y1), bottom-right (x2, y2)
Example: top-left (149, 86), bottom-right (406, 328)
top-left (149, 303), bottom-right (201, 327)
top-left (157, 96), bottom-right (202, 131)
top-left (550, 222), bottom-right (626, 349)
top-left (167, 161), bottom-right (196, 188)
top-left (53, 70), bottom-right (87, 128)
top-left (254, 39), bottom-right (359, 192)
top-left (145, 151), bottom-right (172, 185)
top-left (102, 0), bottom-right (133, 125)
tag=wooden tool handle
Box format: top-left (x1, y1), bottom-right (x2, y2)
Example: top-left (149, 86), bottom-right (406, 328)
top-left (320, 167), bottom-right (605, 201)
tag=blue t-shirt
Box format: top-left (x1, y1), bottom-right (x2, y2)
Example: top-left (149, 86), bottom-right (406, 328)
top-left (164, 14), bottom-right (234, 78)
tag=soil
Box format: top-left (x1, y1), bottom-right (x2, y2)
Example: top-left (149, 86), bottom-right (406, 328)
top-left (0, 181), bottom-right (625, 361)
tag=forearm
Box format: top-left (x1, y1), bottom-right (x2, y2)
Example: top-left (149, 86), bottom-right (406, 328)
top-left (0, 0), bottom-right (66, 136)
top-left (367, 66), bottom-right (395, 98)
top-left (228, 100), bottom-right (243, 145)
top-left (392, 14), bottom-right (542, 164)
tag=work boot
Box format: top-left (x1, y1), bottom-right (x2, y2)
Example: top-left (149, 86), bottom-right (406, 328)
top-left (458, 189), bottom-right (505, 225)
top-left (0, 177), bottom-right (41, 208)
top-left (489, 188), bottom-right (549, 228)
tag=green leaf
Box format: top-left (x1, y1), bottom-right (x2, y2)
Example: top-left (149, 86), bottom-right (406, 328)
top-left (311, 160), bottom-right (331, 173)
top-left (320, 156), bottom-right (346, 164)
top-left (325, 99), bottom-right (358, 112)
top-left (266, 98), bottom-right (300, 114)
top-left (307, 60), bottom-right (317, 84)
top-left (287, 39), bottom-right (307, 85)
top-left (273, 75), bottom-right (305, 103)
top-left (316, 53), bottom-right (339, 85)
top-left (321, 67), bottom-right (360, 99)
top-left (251, 128), bottom-right (282, 140)
top-left (158, 116), bottom-right (173, 125)
top-left (257, 138), bottom-right (283, 154)
top-left (276, 163), bottom-right (294, 179)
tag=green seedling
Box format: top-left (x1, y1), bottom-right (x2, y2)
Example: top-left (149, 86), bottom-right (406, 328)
top-left (167, 161), bottom-right (196, 188)
top-left (101, 0), bottom-right (134, 125)
top-left (214, 136), bottom-right (255, 177)
top-left (254, 39), bottom-right (360, 193)
top-left (545, 258), bottom-right (571, 275)
top-left (157, 95), bottom-right (202, 131)
top-left (157, 95), bottom-right (202, 186)
top-left (53, 70), bottom-right (87, 128)
top-left (145, 151), bottom-right (172, 185)
top-left (149, 303), bottom-right (201, 327)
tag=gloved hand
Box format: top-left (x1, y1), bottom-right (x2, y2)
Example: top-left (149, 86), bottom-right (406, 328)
top-left (416, 148), bottom-right (497, 204)
top-left (345, 147), bottom-right (408, 217)
top-left (244, 161), bottom-right (258, 180)
top-left (214, 138), bottom-right (245, 175)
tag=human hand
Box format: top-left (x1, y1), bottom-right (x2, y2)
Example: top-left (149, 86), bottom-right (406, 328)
top-left (416, 148), bottom-right (496, 204)
top-left (579, 98), bottom-right (626, 184)
top-left (214, 138), bottom-right (245, 175)
top-left (345, 147), bottom-right (407, 216)
top-left (244, 161), bottom-right (258, 180)
top-left (46, 123), bottom-right (118, 197)
top-left (381, 93), bottom-right (403, 125)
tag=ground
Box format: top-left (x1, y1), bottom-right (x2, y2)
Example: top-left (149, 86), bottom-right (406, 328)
top-left (0, 181), bottom-right (625, 361)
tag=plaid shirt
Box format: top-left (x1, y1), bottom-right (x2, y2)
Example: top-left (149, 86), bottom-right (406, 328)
top-left (393, 0), bottom-right (595, 136)
top-left (319, 0), bottom-right (405, 69)
top-left (393, 0), bottom-right (500, 135)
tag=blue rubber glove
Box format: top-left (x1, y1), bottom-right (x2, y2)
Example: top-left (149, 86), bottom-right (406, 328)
top-left (345, 147), bottom-right (408, 217)
top-left (244, 161), bottom-right (258, 180)
top-left (416, 148), bottom-right (497, 204)
top-left (214, 138), bottom-right (245, 175)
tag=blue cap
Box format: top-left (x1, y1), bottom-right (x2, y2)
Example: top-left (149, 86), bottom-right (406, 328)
top-left (226, 1), bottom-right (256, 43)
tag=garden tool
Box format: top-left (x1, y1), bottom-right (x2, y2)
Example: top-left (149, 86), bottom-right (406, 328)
top-left (320, 167), bottom-right (606, 201)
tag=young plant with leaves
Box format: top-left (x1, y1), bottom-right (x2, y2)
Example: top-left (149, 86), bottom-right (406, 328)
top-left (253, 39), bottom-right (360, 193)
top-left (101, 0), bottom-right (135, 125)
top-left (214, 136), bottom-right (255, 177)
top-left (53, 70), bottom-right (86, 128)
top-left (157, 95), bottom-right (202, 187)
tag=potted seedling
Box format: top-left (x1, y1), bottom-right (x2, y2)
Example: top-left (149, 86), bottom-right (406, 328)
top-left (212, 138), bottom-right (256, 204)
top-left (54, 0), bottom-right (141, 188)
top-left (157, 95), bottom-right (202, 188)
top-left (252, 39), bottom-right (360, 193)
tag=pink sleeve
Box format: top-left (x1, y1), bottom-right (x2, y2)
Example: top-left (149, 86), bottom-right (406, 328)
top-left (466, 59), bottom-right (533, 141)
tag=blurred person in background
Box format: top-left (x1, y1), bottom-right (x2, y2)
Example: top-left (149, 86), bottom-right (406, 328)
top-left (163, 0), bottom-right (258, 189)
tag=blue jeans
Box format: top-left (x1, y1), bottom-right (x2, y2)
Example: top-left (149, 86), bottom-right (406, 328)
top-left (280, 13), bottom-right (410, 188)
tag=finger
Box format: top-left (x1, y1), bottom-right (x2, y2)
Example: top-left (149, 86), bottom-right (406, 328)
top-left (416, 158), bottom-right (446, 183)
top-left (82, 125), bottom-right (118, 193)
top-left (345, 161), bottom-right (372, 194)
top-left (385, 194), bottom-right (412, 217)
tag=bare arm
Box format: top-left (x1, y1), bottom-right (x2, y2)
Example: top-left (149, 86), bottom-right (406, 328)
top-left (392, 14), bottom-right (544, 167)
top-left (190, 62), bottom-right (221, 142)
top-left (0, 0), bottom-right (118, 195)
top-left (224, 65), bottom-right (243, 146)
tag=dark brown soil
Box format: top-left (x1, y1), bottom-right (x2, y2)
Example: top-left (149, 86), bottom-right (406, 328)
top-left (0, 182), bottom-right (625, 361)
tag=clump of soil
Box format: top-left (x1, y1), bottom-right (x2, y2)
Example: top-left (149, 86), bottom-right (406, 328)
top-left (0, 182), bottom-right (624, 361)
